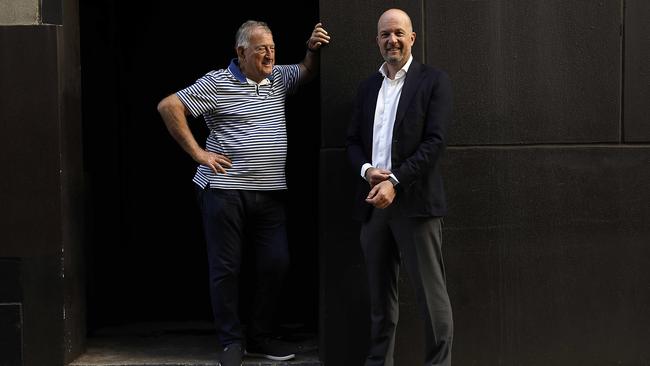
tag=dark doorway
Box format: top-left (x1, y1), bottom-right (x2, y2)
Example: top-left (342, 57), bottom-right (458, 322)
top-left (79, 0), bottom-right (320, 344)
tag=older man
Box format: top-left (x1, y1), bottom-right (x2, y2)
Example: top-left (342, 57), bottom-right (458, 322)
top-left (158, 20), bottom-right (329, 366)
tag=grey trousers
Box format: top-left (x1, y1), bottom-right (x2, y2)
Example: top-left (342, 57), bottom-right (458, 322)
top-left (360, 204), bottom-right (453, 366)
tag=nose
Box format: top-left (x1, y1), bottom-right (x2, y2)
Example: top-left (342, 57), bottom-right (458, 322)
top-left (387, 33), bottom-right (398, 44)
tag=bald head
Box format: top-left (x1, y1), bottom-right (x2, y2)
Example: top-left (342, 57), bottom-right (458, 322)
top-left (377, 8), bottom-right (413, 34)
top-left (376, 8), bottom-right (416, 77)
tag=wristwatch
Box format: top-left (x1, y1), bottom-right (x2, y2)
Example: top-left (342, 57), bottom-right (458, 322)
top-left (387, 176), bottom-right (399, 187)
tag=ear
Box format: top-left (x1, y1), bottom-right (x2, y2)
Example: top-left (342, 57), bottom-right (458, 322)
top-left (236, 46), bottom-right (246, 59)
top-left (410, 32), bottom-right (416, 45)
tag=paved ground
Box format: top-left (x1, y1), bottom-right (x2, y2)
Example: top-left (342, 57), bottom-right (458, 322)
top-left (69, 322), bottom-right (320, 366)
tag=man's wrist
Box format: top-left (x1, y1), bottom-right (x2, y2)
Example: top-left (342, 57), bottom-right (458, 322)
top-left (306, 40), bottom-right (320, 53)
top-left (387, 176), bottom-right (399, 187)
top-left (361, 163), bottom-right (373, 180)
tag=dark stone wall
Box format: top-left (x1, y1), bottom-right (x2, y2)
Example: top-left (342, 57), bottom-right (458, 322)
top-left (0, 26), bottom-right (62, 258)
top-left (0, 0), bottom-right (84, 363)
top-left (426, 1), bottom-right (621, 145)
top-left (60, 0), bottom-right (86, 361)
top-left (624, 0), bottom-right (650, 141)
top-left (0, 259), bottom-right (22, 365)
top-left (0, 25), bottom-right (65, 366)
top-left (442, 147), bottom-right (650, 365)
top-left (319, 1), bottom-right (650, 365)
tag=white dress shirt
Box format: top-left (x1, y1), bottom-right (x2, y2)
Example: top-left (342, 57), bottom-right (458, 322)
top-left (361, 55), bottom-right (413, 183)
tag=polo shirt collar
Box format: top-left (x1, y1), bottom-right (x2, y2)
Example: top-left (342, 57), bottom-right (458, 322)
top-left (228, 58), bottom-right (274, 84)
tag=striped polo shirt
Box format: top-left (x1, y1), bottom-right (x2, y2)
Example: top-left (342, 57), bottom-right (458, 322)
top-left (176, 59), bottom-right (301, 190)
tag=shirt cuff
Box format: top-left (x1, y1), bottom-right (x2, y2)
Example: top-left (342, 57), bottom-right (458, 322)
top-left (361, 163), bottom-right (373, 180)
top-left (389, 173), bottom-right (399, 184)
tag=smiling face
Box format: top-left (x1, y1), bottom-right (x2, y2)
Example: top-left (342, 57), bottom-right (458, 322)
top-left (377, 9), bottom-right (416, 69)
top-left (237, 26), bottom-right (275, 83)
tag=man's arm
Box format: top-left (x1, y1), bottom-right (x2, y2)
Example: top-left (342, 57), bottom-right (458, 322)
top-left (298, 22), bottom-right (330, 84)
top-left (364, 70), bottom-right (452, 209)
top-left (346, 81), bottom-right (396, 208)
top-left (157, 94), bottom-right (231, 174)
top-left (346, 79), bottom-right (391, 185)
top-left (392, 71), bottom-right (452, 187)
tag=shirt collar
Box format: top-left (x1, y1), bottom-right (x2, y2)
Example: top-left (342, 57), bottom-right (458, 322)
top-left (378, 55), bottom-right (413, 80)
top-left (247, 77), bottom-right (270, 86)
top-left (228, 58), bottom-right (274, 84)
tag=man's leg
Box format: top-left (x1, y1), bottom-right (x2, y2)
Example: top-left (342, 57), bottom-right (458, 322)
top-left (197, 187), bottom-right (246, 348)
top-left (392, 216), bottom-right (453, 366)
top-left (243, 191), bottom-right (293, 360)
top-left (361, 207), bottom-right (400, 366)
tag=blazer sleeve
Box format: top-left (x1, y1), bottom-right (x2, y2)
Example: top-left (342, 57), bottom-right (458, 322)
top-left (393, 70), bottom-right (452, 188)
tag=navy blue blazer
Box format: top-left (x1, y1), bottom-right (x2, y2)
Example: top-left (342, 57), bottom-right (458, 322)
top-left (346, 60), bottom-right (452, 222)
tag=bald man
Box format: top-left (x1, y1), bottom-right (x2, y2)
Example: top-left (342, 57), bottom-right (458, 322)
top-left (346, 8), bottom-right (454, 366)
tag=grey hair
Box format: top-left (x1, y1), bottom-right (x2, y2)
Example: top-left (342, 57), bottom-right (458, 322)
top-left (235, 20), bottom-right (272, 49)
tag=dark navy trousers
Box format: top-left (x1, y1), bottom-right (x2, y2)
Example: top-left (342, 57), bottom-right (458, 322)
top-left (196, 186), bottom-right (290, 347)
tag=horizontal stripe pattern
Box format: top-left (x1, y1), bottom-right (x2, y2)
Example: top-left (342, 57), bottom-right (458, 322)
top-left (176, 63), bottom-right (300, 190)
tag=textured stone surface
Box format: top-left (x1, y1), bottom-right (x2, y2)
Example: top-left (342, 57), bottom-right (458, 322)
top-left (318, 148), bottom-right (368, 366)
top-left (0, 304), bottom-right (22, 365)
top-left (0, 0), bottom-right (39, 25)
top-left (441, 146), bottom-right (650, 365)
top-left (624, 0), bottom-right (650, 142)
top-left (426, 1), bottom-right (622, 145)
top-left (0, 25), bottom-right (61, 257)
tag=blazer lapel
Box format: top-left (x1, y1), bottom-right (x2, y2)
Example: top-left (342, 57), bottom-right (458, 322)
top-left (393, 60), bottom-right (422, 132)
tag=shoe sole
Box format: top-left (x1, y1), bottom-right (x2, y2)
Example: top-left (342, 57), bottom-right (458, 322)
top-left (245, 351), bottom-right (296, 361)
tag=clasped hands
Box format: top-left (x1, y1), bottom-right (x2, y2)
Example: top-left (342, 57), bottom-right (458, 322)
top-left (365, 168), bottom-right (396, 209)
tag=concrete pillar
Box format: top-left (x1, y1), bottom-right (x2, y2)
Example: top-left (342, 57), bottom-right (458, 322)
top-left (0, 0), bottom-right (83, 364)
